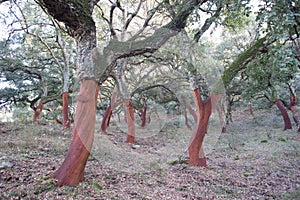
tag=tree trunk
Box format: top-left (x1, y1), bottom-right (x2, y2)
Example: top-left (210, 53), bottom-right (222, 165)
top-left (188, 90), bottom-right (223, 166)
top-left (188, 88), bottom-right (212, 167)
top-left (58, 30), bottom-right (71, 129)
top-left (186, 102), bottom-right (197, 122)
top-left (95, 84), bottom-right (100, 107)
top-left (249, 103), bottom-right (253, 115)
top-left (116, 60), bottom-right (136, 143)
top-left (53, 79), bottom-right (97, 186)
top-left (274, 100), bottom-right (292, 130)
top-left (117, 113), bottom-right (121, 122)
top-left (33, 102), bottom-right (44, 123)
top-left (141, 105), bottom-right (147, 128)
top-left (216, 106), bottom-right (226, 133)
top-left (123, 99), bottom-right (135, 143)
top-left (100, 90), bottom-right (117, 134)
top-left (101, 104), bottom-right (113, 134)
top-left (226, 99), bottom-right (233, 123)
top-left (291, 108), bottom-right (299, 127)
top-left (288, 96), bottom-right (299, 127)
top-left (184, 110), bottom-right (192, 130)
top-left (184, 103), bottom-right (196, 130)
top-left (62, 92), bottom-right (71, 129)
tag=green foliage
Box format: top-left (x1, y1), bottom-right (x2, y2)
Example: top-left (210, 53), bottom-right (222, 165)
top-left (0, 0), bottom-right (298, 123)
top-left (256, 0), bottom-right (299, 40)
top-left (221, 0), bottom-right (252, 31)
top-left (0, 1), bottom-right (76, 121)
top-left (242, 41), bottom-right (299, 101)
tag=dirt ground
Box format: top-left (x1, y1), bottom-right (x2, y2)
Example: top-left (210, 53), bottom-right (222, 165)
top-left (0, 109), bottom-right (299, 199)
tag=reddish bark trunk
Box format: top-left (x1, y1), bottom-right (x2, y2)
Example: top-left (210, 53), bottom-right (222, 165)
top-left (62, 92), bottom-right (71, 129)
top-left (53, 80), bottom-right (97, 186)
top-left (217, 106), bottom-right (226, 133)
top-left (249, 103), bottom-right (253, 115)
top-left (188, 89), bottom-right (212, 167)
top-left (184, 111), bottom-right (192, 130)
top-left (56, 118), bottom-right (63, 125)
top-left (147, 110), bottom-right (151, 124)
top-left (288, 96), bottom-right (299, 127)
top-left (141, 106), bottom-right (147, 128)
top-left (33, 102), bottom-right (44, 123)
top-left (290, 96), bottom-right (296, 105)
top-left (292, 114), bottom-right (299, 127)
top-left (188, 91), bottom-right (223, 167)
top-left (186, 103), bottom-right (197, 122)
top-left (101, 104), bottom-right (113, 134)
top-left (221, 126), bottom-right (226, 133)
top-left (123, 99), bottom-right (135, 144)
top-left (274, 100), bottom-right (292, 130)
top-left (101, 97), bottom-right (122, 134)
top-left (107, 112), bottom-right (112, 125)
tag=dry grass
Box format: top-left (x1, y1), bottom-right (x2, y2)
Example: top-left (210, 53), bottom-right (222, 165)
top-left (0, 109), bottom-right (299, 199)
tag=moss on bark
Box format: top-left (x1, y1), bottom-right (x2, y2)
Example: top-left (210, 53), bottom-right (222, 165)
top-left (221, 36), bottom-right (268, 88)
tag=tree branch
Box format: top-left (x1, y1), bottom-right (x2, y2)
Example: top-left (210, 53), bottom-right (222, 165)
top-left (0, 0), bottom-right (9, 4)
top-left (123, 0), bottom-right (142, 32)
top-left (193, 2), bottom-right (222, 42)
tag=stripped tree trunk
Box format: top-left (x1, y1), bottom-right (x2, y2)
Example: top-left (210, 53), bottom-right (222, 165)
top-left (249, 103), bottom-right (253, 115)
top-left (290, 106), bottom-right (299, 127)
top-left (188, 87), bottom-right (223, 166)
top-left (274, 99), bottom-right (292, 130)
top-left (101, 104), bottom-right (113, 134)
top-left (186, 102), bottom-right (197, 122)
top-left (58, 32), bottom-right (71, 129)
top-left (288, 96), bottom-right (299, 127)
top-left (216, 106), bottom-right (226, 133)
top-left (123, 99), bottom-right (135, 143)
top-left (32, 95), bottom-right (58, 123)
top-left (33, 102), bottom-right (44, 123)
top-left (62, 92), bottom-right (71, 129)
top-left (184, 101), bottom-right (197, 130)
top-left (184, 110), bottom-right (192, 130)
top-left (221, 126), bottom-right (226, 133)
top-left (148, 112), bottom-right (151, 124)
top-left (53, 80), bottom-right (97, 186)
top-left (101, 89), bottom-right (117, 134)
top-left (188, 88), bottom-right (211, 167)
top-left (141, 105), bottom-right (147, 128)
top-left (117, 60), bottom-right (136, 143)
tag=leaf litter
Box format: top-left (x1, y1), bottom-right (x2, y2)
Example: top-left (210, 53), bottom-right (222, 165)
top-left (0, 109), bottom-right (299, 199)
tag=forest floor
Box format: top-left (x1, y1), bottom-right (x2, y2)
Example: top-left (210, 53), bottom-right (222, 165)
top-left (0, 108), bottom-right (300, 199)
